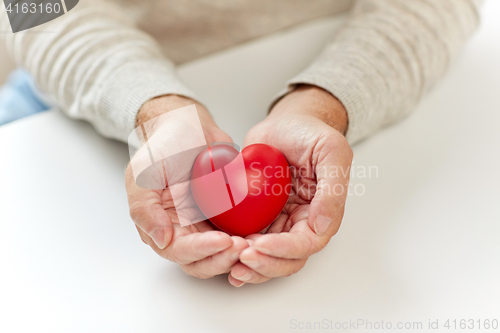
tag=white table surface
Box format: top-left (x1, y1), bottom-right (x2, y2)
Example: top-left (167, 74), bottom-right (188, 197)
top-left (1, 2), bottom-right (499, 332)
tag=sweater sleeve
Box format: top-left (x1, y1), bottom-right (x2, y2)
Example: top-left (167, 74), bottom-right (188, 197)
top-left (280, 0), bottom-right (482, 144)
top-left (0, 0), bottom-right (197, 142)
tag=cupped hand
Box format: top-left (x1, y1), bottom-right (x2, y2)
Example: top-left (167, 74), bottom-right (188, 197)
top-left (126, 95), bottom-right (248, 279)
top-left (229, 85), bottom-right (353, 286)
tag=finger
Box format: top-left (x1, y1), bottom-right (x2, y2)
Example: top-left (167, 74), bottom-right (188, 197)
top-left (126, 165), bottom-right (173, 249)
top-left (266, 213), bottom-right (289, 233)
top-left (135, 224), bottom-right (148, 244)
top-left (251, 228), bottom-right (318, 259)
top-left (239, 247), bottom-right (307, 278)
top-left (245, 234), bottom-right (265, 243)
top-left (131, 201), bottom-right (173, 250)
top-left (228, 273), bottom-right (246, 287)
top-left (166, 231), bottom-right (232, 265)
top-left (308, 132), bottom-right (353, 236)
top-left (229, 263), bottom-right (271, 286)
top-left (181, 236), bottom-right (248, 279)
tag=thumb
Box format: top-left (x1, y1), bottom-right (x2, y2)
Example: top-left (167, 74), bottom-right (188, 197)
top-left (126, 165), bottom-right (174, 249)
top-left (308, 136), bottom-right (353, 237)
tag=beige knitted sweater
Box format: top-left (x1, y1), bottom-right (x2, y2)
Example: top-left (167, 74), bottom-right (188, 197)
top-left (0, 0), bottom-right (481, 143)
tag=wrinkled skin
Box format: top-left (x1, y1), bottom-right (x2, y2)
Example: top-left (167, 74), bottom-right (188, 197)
top-left (126, 95), bottom-right (249, 279)
top-left (125, 86), bottom-right (353, 286)
top-left (228, 85), bottom-right (353, 286)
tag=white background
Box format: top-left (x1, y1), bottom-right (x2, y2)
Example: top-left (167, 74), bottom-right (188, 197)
top-left (1, 1), bottom-right (499, 332)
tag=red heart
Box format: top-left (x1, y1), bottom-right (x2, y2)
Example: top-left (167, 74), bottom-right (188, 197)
top-left (190, 143), bottom-right (291, 237)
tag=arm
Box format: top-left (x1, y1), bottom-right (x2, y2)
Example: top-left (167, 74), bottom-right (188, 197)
top-left (231, 85), bottom-right (352, 287)
top-left (233, 0), bottom-right (483, 286)
top-left (276, 0), bottom-right (482, 144)
top-left (0, 0), bottom-right (196, 142)
top-left (1, 2), bottom-right (249, 277)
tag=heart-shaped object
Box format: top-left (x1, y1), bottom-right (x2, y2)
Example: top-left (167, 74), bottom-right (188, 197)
top-left (190, 143), bottom-right (291, 237)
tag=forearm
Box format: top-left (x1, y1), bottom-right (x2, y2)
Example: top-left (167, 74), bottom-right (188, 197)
top-left (280, 0), bottom-right (482, 144)
top-left (0, 0), bottom-right (196, 142)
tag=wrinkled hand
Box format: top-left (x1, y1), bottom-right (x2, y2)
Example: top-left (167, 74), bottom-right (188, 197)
top-left (126, 95), bottom-right (248, 279)
top-left (229, 85), bottom-right (353, 286)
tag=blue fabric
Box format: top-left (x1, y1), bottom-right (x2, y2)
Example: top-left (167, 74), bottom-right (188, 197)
top-left (0, 69), bottom-right (51, 125)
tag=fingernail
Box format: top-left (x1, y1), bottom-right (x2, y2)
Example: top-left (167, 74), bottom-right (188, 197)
top-left (242, 260), bottom-right (259, 269)
top-left (314, 214), bottom-right (332, 236)
top-left (150, 228), bottom-right (166, 249)
top-left (246, 239), bottom-right (255, 246)
top-left (252, 245), bottom-right (272, 256)
top-left (235, 282), bottom-right (245, 288)
top-left (230, 252), bottom-right (240, 261)
top-left (234, 272), bottom-right (252, 281)
top-left (216, 246), bottom-right (229, 252)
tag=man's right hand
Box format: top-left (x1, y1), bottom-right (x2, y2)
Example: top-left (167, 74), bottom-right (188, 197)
top-left (125, 95), bottom-right (248, 279)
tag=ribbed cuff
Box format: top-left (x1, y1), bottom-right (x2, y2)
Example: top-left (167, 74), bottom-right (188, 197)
top-left (94, 59), bottom-right (198, 142)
